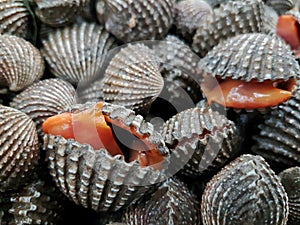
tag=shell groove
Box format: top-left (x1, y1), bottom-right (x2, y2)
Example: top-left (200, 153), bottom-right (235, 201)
top-left (0, 105), bottom-right (39, 192)
top-left (192, 0), bottom-right (264, 57)
top-left (201, 154), bottom-right (289, 225)
top-left (96, 0), bottom-right (175, 43)
top-left (123, 178), bottom-right (201, 225)
top-left (0, 0), bottom-right (30, 38)
top-left (10, 78), bottom-right (76, 136)
top-left (103, 43), bottom-right (164, 113)
top-left (41, 22), bottom-right (117, 84)
top-left (0, 34), bottom-right (44, 91)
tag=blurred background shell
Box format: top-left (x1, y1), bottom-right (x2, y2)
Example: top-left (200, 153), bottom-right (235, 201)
top-left (201, 154), bottom-right (289, 225)
top-left (10, 78), bottom-right (77, 136)
top-left (0, 0), bottom-right (31, 39)
top-left (96, 0), bottom-right (175, 43)
top-left (122, 177), bottom-right (201, 225)
top-left (0, 105), bottom-right (39, 192)
top-left (192, 0), bottom-right (264, 57)
top-left (43, 102), bottom-right (169, 212)
top-left (32, 0), bottom-right (88, 27)
top-left (0, 34), bottom-right (44, 92)
top-left (252, 87), bottom-right (300, 166)
top-left (278, 167), bottom-right (300, 225)
top-left (160, 106), bottom-right (241, 177)
top-left (102, 43), bottom-right (164, 114)
top-left (41, 22), bottom-right (117, 85)
top-left (264, 0), bottom-right (295, 15)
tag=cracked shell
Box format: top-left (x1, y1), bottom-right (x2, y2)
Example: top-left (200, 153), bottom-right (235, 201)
top-left (201, 154), bottom-right (289, 225)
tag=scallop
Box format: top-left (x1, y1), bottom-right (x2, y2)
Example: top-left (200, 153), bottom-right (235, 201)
top-left (96, 0), bottom-right (175, 43)
top-left (0, 105), bottom-right (39, 192)
top-left (0, 34), bottom-right (45, 92)
top-left (201, 154), bottom-right (289, 225)
top-left (41, 22), bottom-right (117, 85)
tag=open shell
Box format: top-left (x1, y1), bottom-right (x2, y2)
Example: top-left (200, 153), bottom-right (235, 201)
top-left (201, 154), bottom-right (289, 225)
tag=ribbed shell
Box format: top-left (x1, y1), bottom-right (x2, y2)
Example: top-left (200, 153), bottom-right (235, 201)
top-left (103, 43), bottom-right (164, 113)
top-left (264, 0), bottom-right (295, 15)
top-left (43, 102), bottom-right (169, 212)
top-left (201, 154), bottom-right (289, 225)
top-left (160, 106), bottom-right (240, 176)
top-left (279, 167), bottom-right (300, 225)
top-left (198, 33), bottom-right (300, 82)
top-left (33, 0), bottom-right (88, 27)
top-left (192, 0), bottom-right (264, 57)
top-left (0, 35), bottom-right (44, 92)
top-left (10, 78), bottom-right (76, 136)
top-left (96, 0), bottom-right (175, 43)
top-left (0, 0), bottom-right (30, 38)
top-left (123, 178), bottom-right (201, 225)
top-left (0, 105), bottom-right (39, 192)
top-left (41, 22), bottom-right (117, 85)
top-left (9, 180), bottom-right (64, 225)
top-left (76, 79), bottom-right (104, 104)
top-left (252, 87), bottom-right (300, 166)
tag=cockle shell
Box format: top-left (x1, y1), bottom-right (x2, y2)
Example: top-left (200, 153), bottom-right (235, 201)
top-left (10, 78), bottom-right (76, 136)
top-left (33, 0), bottom-right (88, 27)
top-left (102, 43), bottom-right (164, 113)
top-left (264, 0), bottom-right (295, 15)
top-left (160, 106), bottom-right (241, 176)
top-left (41, 22), bottom-right (117, 85)
top-left (0, 0), bottom-right (30, 39)
top-left (201, 154), bottom-right (289, 225)
top-left (96, 0), bottom-right (175, 43)
top-left (0, 105), bottom-right (39, 192)
top-left (279, 167), bottom-right (300, 225)
top-left (43, 102), bottom-right (169, 212)
top-left (122, 178), bottom-right (201, 225)
top-left (0, 34), bottom-right (44, 92)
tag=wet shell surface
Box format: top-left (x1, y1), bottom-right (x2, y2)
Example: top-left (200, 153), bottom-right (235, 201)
top-left (33, 0), bottom-right (88, 27)
top-left (278, 167), bottom-right (300, 225)
top-left (43, 102), bottom-right (169, 212)
top-left (0, 0), bottom-right (30, 38)
top-left (96, 0), bottom-right (175, 43)
top-left (192, 0), bottom-right (264, 57)
top-left (41, 22), bottom-right (117, 85)
top-left (201, 154), bottom-right (289, 225)
top-left (0, 34), bottom-right (45, 92)
top-left (102, 43), bottom-right (164, 113)
top-left (160, 106), bottom-right (240, 176)
top-left (10, 78), bottom-right (76, 136)
top-left (264, 0), bottom-right (295, 15)
top-left (122, 177), bottom-right (201, 225)
top-left (252, 87), bottom-right (300, 166)
top-left (0, 105), bottom-right (39, 192)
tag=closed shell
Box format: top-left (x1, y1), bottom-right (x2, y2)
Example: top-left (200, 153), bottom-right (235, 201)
top-left (10, 78), bottom-right (76, 136)
top-left (41, 22), bottom-right (117, 85)
top-left (0, 105), bottom-right (39, 192)
top-left (0, 0), bottom-right (30, 38)
top-left (201, 154), bottom-right (289, 225)
top-left (96, 0), bottom-right (175, 43)
top-left (0, 35), bottom-right (44, 92)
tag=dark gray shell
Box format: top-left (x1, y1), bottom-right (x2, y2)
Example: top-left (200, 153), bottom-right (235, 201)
top-left (198, 32), bottom-right (300, 82)
top-left (43, 102), bottom-right (169, 212)
top-left (264, 0), bottom-right (295, 15)
top-left (0, 35), bottom-right (45, 92)
top-left (96, 0), bottom-right (175, 43)
top-left (0, 105), bottom-right (39, 192)
top-left (41, 22), bottom-right (117, 85)
top-left (160, 106), bottom-right (241, 176)
top-left (10, 78), bottom-right (76, 136)
top-left (102, 43), bottom-right (164, 113)
top-left (252, 87), bottom-right (300, 166)
top-left (122, 177), bottom-right (201, 225)
top-left (201, 154), bottom-right (289, 225)
top-left (279, 167), bottom-right (300, 225)
top-left (192, 0), bottom-right (264, 57)
top-left (33, 0), bottom-right (88, 27)
top-left (0, 0), bottom-right (30, 38)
